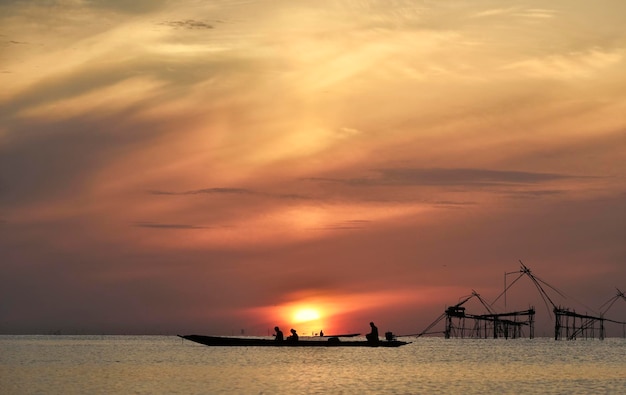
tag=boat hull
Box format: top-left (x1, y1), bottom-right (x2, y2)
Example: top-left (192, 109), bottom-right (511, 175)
top-left (179, 335), bottom-right (409, 347)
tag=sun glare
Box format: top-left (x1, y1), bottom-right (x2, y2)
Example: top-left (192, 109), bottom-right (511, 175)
top-left (269, 299), bottom-right (340, 336)
top-left (293, 308), bottom-right (321, 323)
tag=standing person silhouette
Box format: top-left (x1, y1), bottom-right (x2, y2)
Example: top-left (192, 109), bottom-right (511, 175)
top-left (274, 326), bottom-right (284, 341)
top-left (366, 322), bottom-right (379, 343)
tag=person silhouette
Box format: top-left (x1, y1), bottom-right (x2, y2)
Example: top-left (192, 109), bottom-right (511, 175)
top-left (366, 322), bottom-right (379, 343)
top-left (274, 326), bottom-right (284, 341)
top-left (287, 328), bottom-right (299, 342)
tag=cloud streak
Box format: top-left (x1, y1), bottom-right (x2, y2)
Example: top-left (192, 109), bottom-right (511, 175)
top-left (133, 222), bottom-right (209, 230)
top-left (309, 168), bottom-right (579, 187)
top-left (148, 187), bottom-right (310, 201)
top-left (311, 219), bottom-right (372, 231)
top-left (158, 20), bottom-right (214, 30)
top-left (148, 187), bottom-right (254, 196)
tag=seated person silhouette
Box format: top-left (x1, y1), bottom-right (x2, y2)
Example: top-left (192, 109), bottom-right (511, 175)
top-left (287, 328), bottom-right (299, 342)
top-left (274, 326), bottom-right (284, 341)
top-left (365, 322), bottom-right (379, 343)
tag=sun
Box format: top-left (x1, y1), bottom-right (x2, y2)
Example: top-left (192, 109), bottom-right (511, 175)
top-left (269, 300), bottom-right (334, 336)
top-left (293, 308), bottom-right (321, 323)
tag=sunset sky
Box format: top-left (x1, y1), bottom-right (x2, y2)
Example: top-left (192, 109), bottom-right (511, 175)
top-left (1, 0), bottom-right (625, 337)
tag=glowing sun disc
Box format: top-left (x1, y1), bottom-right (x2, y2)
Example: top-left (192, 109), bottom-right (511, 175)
top-left (293, 308), bottom-right (320, 322)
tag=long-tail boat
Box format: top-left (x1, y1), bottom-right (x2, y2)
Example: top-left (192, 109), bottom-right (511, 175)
top-left (178, 334), bottom-right (409, 347)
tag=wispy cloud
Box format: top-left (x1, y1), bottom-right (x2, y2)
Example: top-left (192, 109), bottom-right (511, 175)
top-left (158, 20), bottom-right (214, 30)
top-left (148, 187), bottom-right (254, 196)
top-left (311, 219), bottom-right (371, 231)
top-left (470, 7), bottom-right (557, 19)
top-left (148, 187), bottom-right (310, 200)
top-left (133, 221), bottom-right (208, 230)
top-left (504, 190), bottom-right (568, 199)
top-left (432, 200), bottom-right (476, 207)
top-left (502, 48), bottom-right (623, 79)
top-left (515, 9), bottom-right (558, 19)
top-left (337, 127), bottom-right (361, 138)
top-left (470, 7), bottom-right (518, 18)
top-left (309, 168), bottom-right (577, 188)
top-left (87, 0), bottom-right (169, 14)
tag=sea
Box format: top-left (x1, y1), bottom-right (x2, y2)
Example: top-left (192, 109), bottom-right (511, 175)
top-left (1, 335), bottom-right (625, 394)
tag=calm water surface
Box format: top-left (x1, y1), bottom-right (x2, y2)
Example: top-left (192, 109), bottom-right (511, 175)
top-left (1, 335), bottom-right (624, 394)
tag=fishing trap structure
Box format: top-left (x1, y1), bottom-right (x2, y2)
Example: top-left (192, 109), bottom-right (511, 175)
top-left (414, 261), bottom-right (626, 340)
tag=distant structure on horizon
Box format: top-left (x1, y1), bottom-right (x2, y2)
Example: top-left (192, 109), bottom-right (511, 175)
top-left (414, 262), bottom-right (626, 340)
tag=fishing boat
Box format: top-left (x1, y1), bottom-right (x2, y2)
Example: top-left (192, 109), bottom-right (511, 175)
top-left (178, 334), bottom-right (410, 347)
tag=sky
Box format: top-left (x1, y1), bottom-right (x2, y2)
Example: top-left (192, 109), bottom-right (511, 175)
top-left (1, 0), bottom-right (625, 337)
